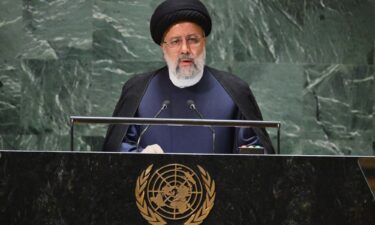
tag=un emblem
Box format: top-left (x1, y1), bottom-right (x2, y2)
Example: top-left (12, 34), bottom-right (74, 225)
top-left (135, 164), bottom-right (216, 225)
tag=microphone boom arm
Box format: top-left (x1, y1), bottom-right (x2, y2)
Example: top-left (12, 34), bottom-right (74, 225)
top-left (187, 100), bottom-right (216, 153)
top-left (135, 100), bottom-right (169, 152)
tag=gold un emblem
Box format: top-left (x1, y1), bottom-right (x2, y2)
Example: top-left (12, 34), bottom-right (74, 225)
top-left (135, 163), bottom-right (216, 225)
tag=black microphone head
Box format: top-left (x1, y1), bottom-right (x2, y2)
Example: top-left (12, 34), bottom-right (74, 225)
top-left (162, 100), bottom-right (170, 109)
top-left (186, 99), bottom-right (195, 109)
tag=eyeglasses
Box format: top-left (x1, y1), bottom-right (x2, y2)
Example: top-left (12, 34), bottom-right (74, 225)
top-left (163, 35), bottom-right (205, 49)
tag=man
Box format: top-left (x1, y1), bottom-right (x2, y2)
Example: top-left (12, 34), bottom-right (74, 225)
top-left (102, 0), bottom-right (274, 154)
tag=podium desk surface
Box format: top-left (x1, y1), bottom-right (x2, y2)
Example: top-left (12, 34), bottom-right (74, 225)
top-left (0, 151), bottom-right (374, 225)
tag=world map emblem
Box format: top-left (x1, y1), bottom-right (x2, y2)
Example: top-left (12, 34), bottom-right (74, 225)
top-left (135, 164), bottom-right (216, 225)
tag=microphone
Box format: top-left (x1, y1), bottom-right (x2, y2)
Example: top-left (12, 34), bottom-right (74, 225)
top-left (136, 100), bottom-right (170, 152)
top-left (186, 100), bottom-right (216, 153)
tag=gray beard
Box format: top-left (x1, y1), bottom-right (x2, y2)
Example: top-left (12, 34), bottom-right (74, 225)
top-left (164, 49), bottom-right (206, 88)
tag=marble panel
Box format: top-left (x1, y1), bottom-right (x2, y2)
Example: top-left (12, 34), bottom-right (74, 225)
top-left (0, 62), bottom-right (22, 134)
top-left (21, 0), bottom-right (92, 60)
top-left (203, 0), bottom-right (235, 66)
top-left (303, 0), bottom-right (375, 65)
top-left (93, 0), bottom-right (163, 62)
top-left (231, 63), bottom-right (304, 154)
top-left (0, 135), bottom-right (19, 150)
top-left (18, 134), bottom-right (72, 151)
top-left (0, 0), bottom-right (34, 60)
top-left (231, 0), bottom-right (305, 63)
top-left (1, 133), bottom-right (78, 151)
top-left (19, 58), bottom-right (91, 150)
top-left (229, 0), bottom-right (374, 64)
top-left (302, 64), bottom-right (374, 155)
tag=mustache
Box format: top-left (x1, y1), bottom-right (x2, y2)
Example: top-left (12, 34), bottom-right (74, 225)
top-left (178, 53), bottom-right (194, 62)
top-left (176, 54), bottom-right (198, 71)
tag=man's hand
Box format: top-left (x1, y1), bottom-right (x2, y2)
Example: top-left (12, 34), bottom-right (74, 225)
top-left (141, 144), bottom-right (164, 154)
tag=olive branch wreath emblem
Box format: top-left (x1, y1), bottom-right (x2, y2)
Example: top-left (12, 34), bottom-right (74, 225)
top-left (135, 164), bottom-right (216, 225)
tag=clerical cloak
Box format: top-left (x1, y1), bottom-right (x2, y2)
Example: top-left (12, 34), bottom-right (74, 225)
top-left (102, 66), bottom-right (275, 154)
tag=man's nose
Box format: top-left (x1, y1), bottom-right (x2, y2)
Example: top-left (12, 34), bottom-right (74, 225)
top-left (180, 39), bottom-right (190, 53)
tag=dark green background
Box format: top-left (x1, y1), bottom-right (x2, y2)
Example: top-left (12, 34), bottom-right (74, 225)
top-left (0, 0), bottom-right (374, 154)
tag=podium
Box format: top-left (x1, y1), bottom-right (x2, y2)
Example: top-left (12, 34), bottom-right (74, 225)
top-left (0, 151), bottom-right (374, 225)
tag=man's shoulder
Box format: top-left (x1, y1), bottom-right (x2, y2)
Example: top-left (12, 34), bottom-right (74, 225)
top-left (123, 67), bottom-right (167, 89)
top-left (206, 66), bottom-right (249, 89)
top-left (125, 68), bottom-right (160, 85)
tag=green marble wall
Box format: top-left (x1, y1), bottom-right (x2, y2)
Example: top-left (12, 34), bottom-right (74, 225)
top-left (0, 0), bottom-right (374, 155)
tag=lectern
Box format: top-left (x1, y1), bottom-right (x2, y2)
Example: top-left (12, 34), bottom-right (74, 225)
top-left (0, 151), bottom-right (374, 225)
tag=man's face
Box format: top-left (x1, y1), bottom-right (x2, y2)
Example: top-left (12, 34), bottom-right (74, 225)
top-left (162, 22), bottom-right (206, 83)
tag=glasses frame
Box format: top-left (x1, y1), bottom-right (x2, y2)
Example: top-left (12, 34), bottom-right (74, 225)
top-left (162, 34), bottom-right (205, 49)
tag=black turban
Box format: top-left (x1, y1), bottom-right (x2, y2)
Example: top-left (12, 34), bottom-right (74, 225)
top-left (150, 0), bottom-right (212, 45)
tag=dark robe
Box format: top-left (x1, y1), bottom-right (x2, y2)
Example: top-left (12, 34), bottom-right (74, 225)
top-left (102, 66), bottom-right (275, 154)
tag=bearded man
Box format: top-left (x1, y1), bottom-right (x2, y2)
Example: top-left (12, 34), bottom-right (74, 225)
top-left (102, 0), bottom-right (274, 154)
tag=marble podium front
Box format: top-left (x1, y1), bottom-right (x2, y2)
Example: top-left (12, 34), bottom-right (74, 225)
top-left (0, 151), bottom-right (374, 225)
